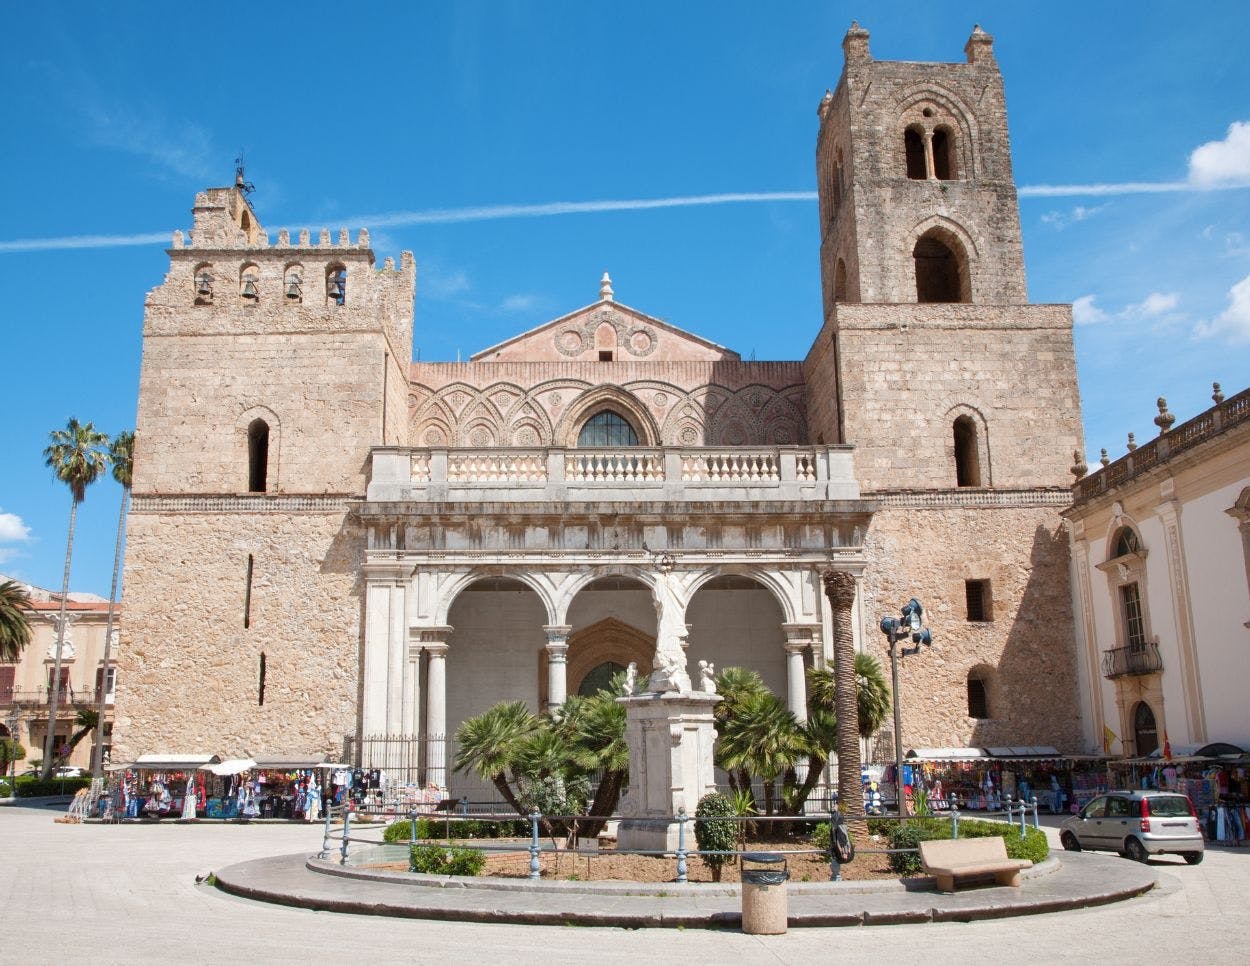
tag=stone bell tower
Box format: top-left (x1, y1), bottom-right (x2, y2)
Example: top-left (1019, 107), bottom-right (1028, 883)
top-left (815, 22), bottom-right (1027, 312)
top-left (803, 24), bottom-right (1085, 756)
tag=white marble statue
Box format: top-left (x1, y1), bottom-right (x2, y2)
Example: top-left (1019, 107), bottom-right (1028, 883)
top-left (648, 568), bottom-right (691, 692)
top-left (624, 661), bottom-right (638, 695)
top-left (698, 660), bottom-right (717, 694)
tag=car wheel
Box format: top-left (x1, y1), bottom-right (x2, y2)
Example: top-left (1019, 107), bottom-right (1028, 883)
top-left (1124, 837), bottom-right (1149, 863)
top-left (1183, 852), bottom-right (1204, 865)
top-left (1060, 831), bottom-right (1081, 852)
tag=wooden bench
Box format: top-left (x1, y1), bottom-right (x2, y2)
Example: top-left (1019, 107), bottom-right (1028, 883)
top-left (919, 836), bottom-right (1032, 892)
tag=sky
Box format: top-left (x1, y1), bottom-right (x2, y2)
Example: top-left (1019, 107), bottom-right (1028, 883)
top-left (1, 1), bottom-right (1248, 596)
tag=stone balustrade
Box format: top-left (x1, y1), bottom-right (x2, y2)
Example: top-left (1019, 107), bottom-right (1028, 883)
top-left (366, 444), bottom-right (859, 503)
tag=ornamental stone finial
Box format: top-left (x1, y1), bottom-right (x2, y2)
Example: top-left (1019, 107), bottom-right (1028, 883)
top-left (1213, 381), bottom-right (1225, 404)
top-left (1070, 450), bottom-right (1088, 480)
top-left (1126, 432), bottom-right (1137, 452)
top-left (1100, 448), bottom-right (1110, 468)
top-left (1154, 397), bottom-right (1175, 435)
top-left (599, 271), bottom-right (614, 302)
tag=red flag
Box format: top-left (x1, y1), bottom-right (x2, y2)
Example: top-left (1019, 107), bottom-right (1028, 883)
top-left (1162, 730), bottom-right (1172, 761)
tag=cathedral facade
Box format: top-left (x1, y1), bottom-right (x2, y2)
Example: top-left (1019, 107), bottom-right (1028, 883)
top-left (113, 24), bottom-right (1086, 789)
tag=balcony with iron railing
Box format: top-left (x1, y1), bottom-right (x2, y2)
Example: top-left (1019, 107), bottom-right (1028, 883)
top-left (1101, 641), bottom-right (1164, 679)
top-left (0, 689), bottom-right (113, 709)
top-left (1074, 386), bottom-right (1250, 503)
top-left (366, 445), bottom-right (862, 504)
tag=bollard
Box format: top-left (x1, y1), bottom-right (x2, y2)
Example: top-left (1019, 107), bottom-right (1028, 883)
top-left (529, 810), bottom-right (541, 880)
top-left (319, 802), bottom-right (334, 859)
top-left (741, 852), bottom-right (789, 935)
top-left (410, 810), bottom-right (418, 847)
top-left (1031, 796), bottom-right (1040, 830)
top-left (676, 809), bottom-right (688, 884)
top-left (1020, 799), bottom-right (1027, 838)
top-left (340, 807), bottom-right (352, 865)
top-left (951, 806), bottom-right (960, 839)
top-left (828, 812), bottom-right (841, 882)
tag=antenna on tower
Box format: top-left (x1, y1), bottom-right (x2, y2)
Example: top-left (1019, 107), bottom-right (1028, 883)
top-left (234, 152), bottom-right (255, 196)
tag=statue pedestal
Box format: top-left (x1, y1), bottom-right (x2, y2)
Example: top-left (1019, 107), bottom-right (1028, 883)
top-left (615, 691), bottom-right (721, 852)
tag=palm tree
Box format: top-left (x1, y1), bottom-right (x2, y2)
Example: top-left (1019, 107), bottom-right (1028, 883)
top-left (58, 708), bottom-right (99, 765)
top-left (716, 691), bottom-right (803, 816)
top-left (554, 690), bottom-right (629, 836)
top-left (807, 652), bottom-right (892, 740)
top-left (821, 569), bottom-right (866, 815)
top-left (453, 700), bottom-right (538, 814)
top-left (40, 418), bottom-right (109, 779)
top-left (0, 579), bottom-right (32, 662)
top-left (711, 666), bottom-right (770, 798)
top-left (92, 430), bottom-right (133, 778)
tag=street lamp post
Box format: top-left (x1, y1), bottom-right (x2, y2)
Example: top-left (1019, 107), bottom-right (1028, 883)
top-left (879, 598), bottom-right (933, 816)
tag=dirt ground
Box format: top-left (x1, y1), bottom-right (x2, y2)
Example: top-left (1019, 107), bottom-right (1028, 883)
top-left (372, 825), bottom-right (896, 883)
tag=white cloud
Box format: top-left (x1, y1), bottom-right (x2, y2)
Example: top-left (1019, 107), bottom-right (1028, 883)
top-left (0, 511), bottom-right (31, 543)
top-left (500, 294), bottom-right (539, 314)
top-left (1125, 292), bottom-right (1180, 317)
top-left (1040, 204), bottom-right (1108, 229)
top-left (1188, 121), bottom-right (1250, 187)
top-left (1072, 295), bottom-right (1110, 325)
top-left (422, 267), bottom-right (472, 300)
top-left (1194, 274), bottom-right (1250, 343)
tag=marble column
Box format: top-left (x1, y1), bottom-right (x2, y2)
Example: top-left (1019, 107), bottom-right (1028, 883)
top-left (784, 643), bottom-right (809, 723)
top-left (421, 633), bottom-right (451, 791)
top-left (544, 625), bottom-right (572, 711)
top-left (386, 582), bottom-right (406, 736)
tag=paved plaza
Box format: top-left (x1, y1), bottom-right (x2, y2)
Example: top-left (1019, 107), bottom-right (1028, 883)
top-left (1, 802), bottom-right (1247, 965)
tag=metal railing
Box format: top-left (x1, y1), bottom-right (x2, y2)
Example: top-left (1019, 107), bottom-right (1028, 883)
top-left (1101, 641), bottom-right (1164, 678)
top-left (317, 795), bottom-right (1042, 885)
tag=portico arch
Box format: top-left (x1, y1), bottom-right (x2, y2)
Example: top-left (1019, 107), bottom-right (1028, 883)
top-left (435, 567), bottom-right (559, 626)
top-left (552, 565), bottom-right (657, 626)
top-left (685, 573), bottom-right (790, 709)
top-left (684, 565), bottom-right (800, 624)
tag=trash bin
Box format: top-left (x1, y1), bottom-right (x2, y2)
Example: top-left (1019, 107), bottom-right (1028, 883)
top-left (740, 851), bottom-right (789, 935)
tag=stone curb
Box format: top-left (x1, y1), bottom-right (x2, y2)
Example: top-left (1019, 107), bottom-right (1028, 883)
top-left (212, 850), bottom-right (1158, 929)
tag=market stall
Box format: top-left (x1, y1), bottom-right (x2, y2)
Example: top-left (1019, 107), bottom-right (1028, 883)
top-left (904, 747), bottom-right (1108, 814)
top-left (119, 754), bottom-right (220, 819)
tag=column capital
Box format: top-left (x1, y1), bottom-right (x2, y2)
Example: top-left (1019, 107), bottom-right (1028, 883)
top-left (542, 624), bottom-right (573, 644)
top-left (411, 625), bottom-right (453, 647)
top-left (362, 560), bottom-right (412, 582)
top-left (781, 622), bottom-right (821, 648)
top-left (423, 641), bottom-right (449, 658)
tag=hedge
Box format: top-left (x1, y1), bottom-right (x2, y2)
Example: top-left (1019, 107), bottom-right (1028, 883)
top-left (15, 776), bottom-right (94, 798)
top-left (409, 844), bottom-right (486, 876)
top-left (883, 817), bottom-right (1049, 875)
top-left (382, 816), bottom-right (530, 843)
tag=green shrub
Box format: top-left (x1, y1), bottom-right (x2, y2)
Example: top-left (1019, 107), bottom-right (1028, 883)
top-left (386, 816), bottom-right (531, 841)
top-left (957, 819), bottom-right (1050, 865)
top-left (866, 817), bottom-right (899, 838)
top-left (15, 776), bottom-right (93, 798)
top-left (885, 817), bottom-right (1050, 875)
top-left (409, 844), bottom-right (486, 876)
top-left (694, 793), bottom-right (737, 882)
top-left (810, 821), bottom-right (830, 851)
top-left (383, 818), bottom-right (418, 843)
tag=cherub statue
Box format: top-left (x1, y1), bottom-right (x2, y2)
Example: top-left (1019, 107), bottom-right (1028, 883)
top-left (624, 661), bottom-right (638, 695)
top-left (698, 660), bottom-right (717, 694)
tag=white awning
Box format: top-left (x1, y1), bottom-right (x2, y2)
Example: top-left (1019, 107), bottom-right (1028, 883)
top-left (134, 753), bottom-right (220, 770)
top-left (907, 747), bottom-right (991, 760)
top-left (202, 758), bottom-right (257, 776)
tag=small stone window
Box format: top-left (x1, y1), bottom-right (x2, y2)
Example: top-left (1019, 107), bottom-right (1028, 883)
top-left (326, 265), bottom-right (347, 307)
top-left (194, 263), bottom-right (214, 305)
top-left (965, 579), bottom-right (992, 621)
top-left (578, 410), bottom-right (639, 447)
top-left (240, 263), bottom-right (260, 304)
top-left (248, 418), bottom-right (270, 493)
top-left (967, 672), bottom-right (990, 719)
top-left (904, 126), bottom-right (927, 180)
top-left (953, 415), bottom-right (981, 486)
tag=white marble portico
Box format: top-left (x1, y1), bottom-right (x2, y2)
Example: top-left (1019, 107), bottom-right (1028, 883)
top-left (355, 443), bottom-right (874, 792)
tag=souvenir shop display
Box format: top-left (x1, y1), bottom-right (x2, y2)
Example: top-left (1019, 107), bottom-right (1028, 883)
top-left (1110, 753), bottom-right (1250, 846)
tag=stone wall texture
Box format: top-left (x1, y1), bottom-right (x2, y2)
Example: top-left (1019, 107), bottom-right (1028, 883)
top-left (859, 502), bottom-right (1081, 751)
top-left (113, 510), bottom-right (362, 761)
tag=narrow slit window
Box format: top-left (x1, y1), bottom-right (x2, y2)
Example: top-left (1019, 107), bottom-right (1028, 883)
top-left (954, 415), bottom-right (981, 487)
top-left (932, 128), bottom-right (955, 180)
top-left (967, 674), bottom-right (989, 719)
top-left (258, 652), bottom-right (267, 706)
top-left (248, 419), bottom-right (269, 493)
top-left (904, 127), bottom-right (927, 179)
top-left (244, 554), bottom-right (254, 629)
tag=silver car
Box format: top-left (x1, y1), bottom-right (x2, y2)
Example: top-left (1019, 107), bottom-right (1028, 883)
top-left (1060, 790), bottom-right (1204, 864)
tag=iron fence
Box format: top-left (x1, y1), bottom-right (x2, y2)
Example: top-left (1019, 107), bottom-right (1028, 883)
top-left (318, 796), bottom-right (1044, 884)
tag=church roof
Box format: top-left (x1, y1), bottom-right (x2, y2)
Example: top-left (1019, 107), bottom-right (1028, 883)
top-left (469, 274), bottom-right (740, 363)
